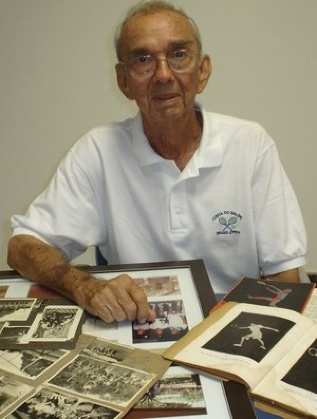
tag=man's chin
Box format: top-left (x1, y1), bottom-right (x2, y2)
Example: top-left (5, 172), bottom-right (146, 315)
top-left (151, 101), bottom-right (185, 120)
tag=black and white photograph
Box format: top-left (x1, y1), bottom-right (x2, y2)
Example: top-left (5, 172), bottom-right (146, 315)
top-left (0, 298), bottom-right (84, 350)
top-left (0, 326), bottom-right (30, 345)
top-left (202, 312), bottom-right (295, 362)
top-left (136, 366), bottom-right (206, 411)
top-left (25, 306), bottom-right (82, 341)
top-left (49, 354), bottom-right (154, 407)
top-left (82, 341), bottom-right (131, 364)
top-left (132, 300), bottom-right (188, 344)
top-left (134, 275), bottom-right (181, 298)
top-left (0, 371), bottom-right (33, 416)
top-left (282, 338), bottom-right (317, 394)
top-left (0, 299), bottom-right (35, 322)
top-left (8, 388), bottom-right (120, 419)
top-left (0, 348), bottom-right (69, 379)
top-left (224, 278), bottom-right (314, 311)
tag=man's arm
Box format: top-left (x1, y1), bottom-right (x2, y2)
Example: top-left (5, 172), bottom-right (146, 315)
top-left (263, 268), bottom-right (300, 283)
top-left (7, 234), bottom-right (154, 323)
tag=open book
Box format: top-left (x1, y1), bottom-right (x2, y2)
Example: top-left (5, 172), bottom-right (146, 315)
top-left (164, 302), bottom-right (317, 418)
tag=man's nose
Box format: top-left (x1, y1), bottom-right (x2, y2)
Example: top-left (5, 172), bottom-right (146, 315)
top-left (153, 58), bottom-right (174, 82)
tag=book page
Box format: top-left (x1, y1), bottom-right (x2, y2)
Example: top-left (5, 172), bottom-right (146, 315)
top-left (164, 303), bottom-right (315, 390)
top-left (253, 324), bottom-right (317, 418)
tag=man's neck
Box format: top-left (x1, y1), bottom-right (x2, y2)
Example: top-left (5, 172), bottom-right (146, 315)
top-left (142, 109), bottom-right (203, 171)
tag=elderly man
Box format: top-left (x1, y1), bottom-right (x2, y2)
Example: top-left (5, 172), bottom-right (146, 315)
top-left (7, 1), bottom-right (306, 324)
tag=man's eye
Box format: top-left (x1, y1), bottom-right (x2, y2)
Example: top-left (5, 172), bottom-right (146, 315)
top-left (135, 55), bottom-right (152, 64)
top-left (171, 49), bottom-right (188, 60)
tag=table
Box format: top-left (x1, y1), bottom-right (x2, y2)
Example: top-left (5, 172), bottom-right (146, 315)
top-left (0, 263), bottom-right (258, 419)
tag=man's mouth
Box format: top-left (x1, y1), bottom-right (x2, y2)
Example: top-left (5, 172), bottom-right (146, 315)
top-left (152, 93), bottom-right (179, 101)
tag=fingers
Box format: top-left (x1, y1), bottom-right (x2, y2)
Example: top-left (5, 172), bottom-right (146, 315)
top-left (147, 308), bottom-right (156, 322)
top-left (108, 274), bottom-right (151, 322)
top-left (128, 283), bottom-right (152, 322)
top-left (75, 274), bottom-right (153, 324)
top-left (91, 285), bottom-right (127, 323)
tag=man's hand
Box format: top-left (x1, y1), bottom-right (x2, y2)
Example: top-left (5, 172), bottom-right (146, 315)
top-left (7, 235), bottom-right (155, 324)
top-left (73, 274), bottom-right (156, 323)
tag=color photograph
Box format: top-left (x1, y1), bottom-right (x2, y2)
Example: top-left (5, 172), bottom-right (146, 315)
top-left (132, 300), bottom-right (188, 344)
top-left (136, 366), bottom-right (206, 411)
top-left (134, 275), bottom-right (181, 298)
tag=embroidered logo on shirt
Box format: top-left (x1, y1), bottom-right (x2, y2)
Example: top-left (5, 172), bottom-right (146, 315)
top-left (212, 210), bottom-right (242, 235)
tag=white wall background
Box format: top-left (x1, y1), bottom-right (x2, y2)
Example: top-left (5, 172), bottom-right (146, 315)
top-left (0, 0), bottom-right (316, 270)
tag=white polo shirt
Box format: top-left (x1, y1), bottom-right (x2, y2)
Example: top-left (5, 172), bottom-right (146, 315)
top-left (11, 108), bottom-right (306, 294)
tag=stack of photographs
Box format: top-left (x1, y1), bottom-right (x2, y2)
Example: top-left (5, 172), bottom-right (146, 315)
top-left (0, 298), bottom-right (84, 350)
top-left (0, 335), bottom-right (170, 418)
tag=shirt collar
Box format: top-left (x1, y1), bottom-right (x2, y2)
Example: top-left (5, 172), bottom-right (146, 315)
top-left (131, 105), bottom-right (225, 170)
top-left (194, 106), bottom-right (225, 170)
top-left (131, 113), bottom-right (164, 167)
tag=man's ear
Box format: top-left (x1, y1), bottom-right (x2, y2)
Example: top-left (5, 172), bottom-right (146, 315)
top-left (116, 63), bottom-right (134, 100)
top-left (196, 55), bottom-right (212, 94)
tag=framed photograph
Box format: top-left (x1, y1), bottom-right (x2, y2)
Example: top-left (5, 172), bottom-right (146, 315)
top-left (0, 260), bottom-right (255, 419)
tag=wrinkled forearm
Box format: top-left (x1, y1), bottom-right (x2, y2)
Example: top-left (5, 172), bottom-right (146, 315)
top-left (7, 234), bottom-right (93, 303)
top-left (7, 235), bottom-right (153, 323)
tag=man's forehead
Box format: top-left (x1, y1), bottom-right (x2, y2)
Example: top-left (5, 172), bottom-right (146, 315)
top-left (120, 10), bottom-right (197, 54)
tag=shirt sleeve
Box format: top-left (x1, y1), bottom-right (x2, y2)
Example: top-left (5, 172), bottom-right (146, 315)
top-left (11, 139), bottom-right (107, 261)
top-left (252, 130), bottom-right (307, 276)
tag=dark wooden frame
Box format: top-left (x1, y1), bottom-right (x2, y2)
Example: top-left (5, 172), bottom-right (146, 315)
top-left (0, 260), bottom-right (256, 419)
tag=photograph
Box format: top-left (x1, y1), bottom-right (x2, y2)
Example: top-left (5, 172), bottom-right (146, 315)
top-left (281, 338), bottom-right (317, 394)
top-left (82, 341), bottom-right (131, 364)
top-left (49, 354), bottom-right (154, 407)
top-left (0, 299), bottom-right (35, 322)
top-left (202, 312), bottom-right (295, 362)
top-left (0, 348), bottom-right (69, 379)
top-left (134, 275), bottom-right (181, 298)
top-left (0, 299), bottom-right (84, 350)
top-left (224, 278), bottom-right (314, 311)
top-left (0, 326), bottom-right (30, 345)
top-left (136, 366), bottom-right (206, 411)
top-left (132, 300), bottom-right (189, 344)
top-left (0, 371), bottom-right (33, 416)
top-left (8, 388), bottom-right (120, 419)
top-left (25, 306), bottom-right (82, 341)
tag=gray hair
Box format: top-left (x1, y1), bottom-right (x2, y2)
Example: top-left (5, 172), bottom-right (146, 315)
top-left (114, 0), bottom-right (202, 61)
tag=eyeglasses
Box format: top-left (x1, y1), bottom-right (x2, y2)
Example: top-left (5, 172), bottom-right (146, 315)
top-left (121, 48), bottom-right (199, 79)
